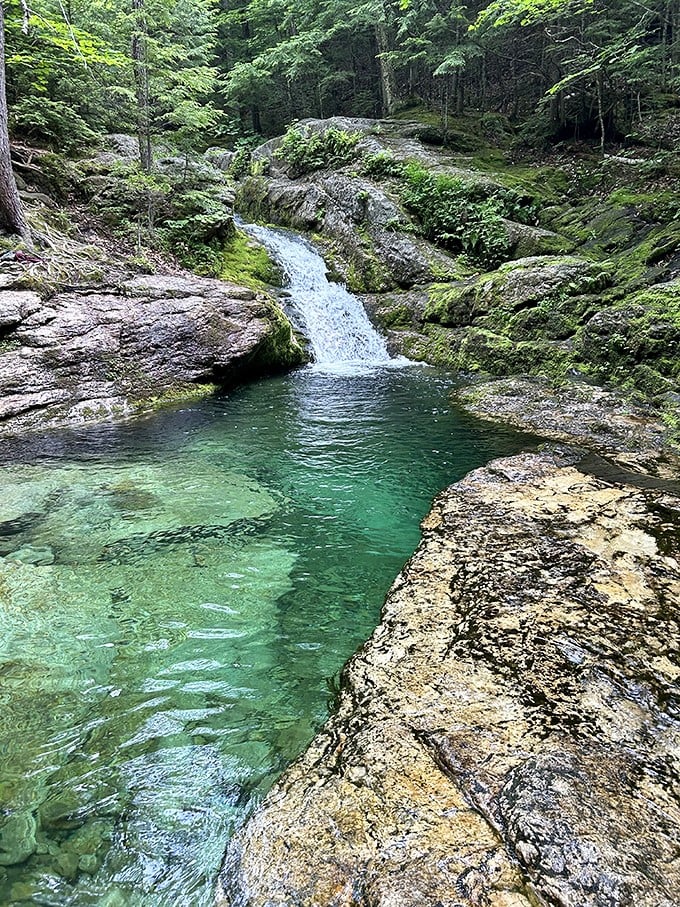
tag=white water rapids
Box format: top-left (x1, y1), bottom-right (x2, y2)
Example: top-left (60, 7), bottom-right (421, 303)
top-left (238, 221), bottom-right (402, 370)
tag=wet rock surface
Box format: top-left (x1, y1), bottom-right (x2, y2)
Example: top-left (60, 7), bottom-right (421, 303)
top-left (219, 450), bottom-right (680, 907)
top-left (456, 377), bottom-right (680, 478)
top-left (0, 272), bottom-right (300, 433)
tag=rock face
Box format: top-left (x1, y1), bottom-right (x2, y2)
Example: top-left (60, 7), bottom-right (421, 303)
top-left (456, 377), bottom-right (680, 477)
top-left (239, 170), bottom-right (458, 292)
top-left (238, 117), bottom-right (680, 401)
top-left (238, 118), bottom-right (519, 293)
top-left (219, 450), bottom-right (680, 907)
top-left (0, 273), bottom-right (301, 433)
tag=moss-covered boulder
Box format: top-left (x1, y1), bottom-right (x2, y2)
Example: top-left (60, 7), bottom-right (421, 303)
top-left (502, 219), bottom-right (574, 257)
top-left (398, 322), bottom-right (571, 380)
top-left (425, 256), bottom-right (612, 328)
top-left (576, 280), bottom-right (680, 395)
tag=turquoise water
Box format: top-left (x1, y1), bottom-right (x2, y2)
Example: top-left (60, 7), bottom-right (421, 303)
top-left (0, 365), bottom-right (534, 905)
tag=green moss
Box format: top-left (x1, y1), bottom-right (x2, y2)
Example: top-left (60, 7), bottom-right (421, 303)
top-left (234, 177), bottom-right (272, 223)
top-left (574, 281), bottom-right (680, 396)
top-left (376, 303), bottom-right (414, 329)
top-left (661, 401), bottom-right (680, 447)
top-left (390, 104), bottom-right (444, 126)
top-left (425, 257), bottom-right (610, 330)
top-left (606, 188), bottom-right (680, 223)
top-left (346, 257), bottom-right (390, 293)
top-left (399, 324), bottom-right (460, 368)
top-left (144, 383), bottom-right (219, 410)
top-left (342, 230), bottom-right (391, 293)
top-left (425, 282), bottom-right (474, 326)
top-left (400, 323), bottom-right (571, 381)
top-left (252, 302), bottom-right (306, 370)
top-left (506, 303), bottom-right (577, 341)
top-left (464, 158), bottom-right (569, 204)
top-left (220, 230), bottom-right (281, 289)
top-left (610, 222), bottom-right (680, 287)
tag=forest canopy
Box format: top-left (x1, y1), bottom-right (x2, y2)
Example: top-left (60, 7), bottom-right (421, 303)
top-left (4, 0), bottom-right (679, 153)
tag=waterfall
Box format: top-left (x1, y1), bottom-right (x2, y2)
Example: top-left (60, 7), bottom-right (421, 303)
top-left (238, 221), bottom-right (398, 370)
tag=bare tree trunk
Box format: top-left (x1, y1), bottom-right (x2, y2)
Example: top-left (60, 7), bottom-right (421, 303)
top-left (375, 21), bottom-right (397, 117)
top-left (131, 0), bottom-right (152, 172)
top-left (596, 69), bottom-right (606, 154)
top-left (0, 2), bottom-right (30, 242)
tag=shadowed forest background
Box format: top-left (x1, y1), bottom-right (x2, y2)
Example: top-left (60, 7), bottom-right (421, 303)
top-left (5, 0), bottom-right (679, 160)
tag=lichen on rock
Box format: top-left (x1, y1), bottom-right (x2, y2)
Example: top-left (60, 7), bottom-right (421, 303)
top-left (219, 450), bottom-right (680, 907)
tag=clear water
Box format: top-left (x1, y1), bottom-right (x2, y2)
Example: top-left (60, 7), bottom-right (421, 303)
top-left (0, 368), bottom-right (536, 905)
top-left (1, 223), bottom-right (536, 903)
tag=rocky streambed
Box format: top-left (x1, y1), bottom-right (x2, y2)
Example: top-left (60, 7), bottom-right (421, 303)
top-left (219, 449), bottom-right (680, 907)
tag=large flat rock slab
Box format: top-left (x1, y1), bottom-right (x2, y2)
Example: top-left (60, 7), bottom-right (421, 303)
top-left (0, 273), bottom-right (300, 433)
top-left (219, 451), bottom-right (680, 907)
top-left (457, 377), bottom-right (680, 478)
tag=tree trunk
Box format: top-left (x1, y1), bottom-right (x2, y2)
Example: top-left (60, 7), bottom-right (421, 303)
top-left (0, 2), bottom-right (30, 242)
top-left (596, 69), bottom-right (606, 154)
top-left (131, 0), bottom-right (152, 172)
top-left (375, 20), bottom-right (397, 117)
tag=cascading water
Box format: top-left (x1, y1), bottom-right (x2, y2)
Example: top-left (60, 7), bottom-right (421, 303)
top-left (238, 220), bottom-right (396, 368)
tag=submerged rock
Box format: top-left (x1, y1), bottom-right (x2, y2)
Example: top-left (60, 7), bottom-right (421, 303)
top-left (0, 273), bottom-right (302, 434)
top-left (219, 451), bottom-right (680, 907)
top-left (6, 544), bottom-right (55, 566)
top-left (0, 812), bottom-right (37, 866)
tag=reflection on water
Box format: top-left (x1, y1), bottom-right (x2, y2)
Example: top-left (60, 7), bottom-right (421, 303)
top-left (0, 366), bottom-right (535, 905)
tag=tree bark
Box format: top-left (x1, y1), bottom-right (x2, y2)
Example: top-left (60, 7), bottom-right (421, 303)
top-left (131, 0), bottom-right (152, 172)
top-left (596, 68), bottom-right (606, 154)
top-left (375, 20), bottom-right (397, 117)
top-left (0, 2), bottom-right (30, 242)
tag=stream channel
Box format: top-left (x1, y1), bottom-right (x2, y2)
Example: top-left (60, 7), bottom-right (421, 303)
top-left (0, 226), bottom-right (535, 905)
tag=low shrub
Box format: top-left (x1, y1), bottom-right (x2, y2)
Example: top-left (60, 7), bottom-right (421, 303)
top-left (274, 125), bottom-right (360, 176)
top-left (11, 97), bottom-right (99, 152)
top-left (360, 151), bottom-right (406, 180)
top-left (401, 164), bottom-right (538, 269)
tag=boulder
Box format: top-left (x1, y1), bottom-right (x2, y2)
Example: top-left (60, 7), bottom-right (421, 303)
top-left (0, 273), bottom-right (302, 434)
top-left (425, 256), bottom-right (612, 327)
top-left (576, 280), bottom-right (680, 395)
top-left (457, 377), bottom-right (678, 473)
top-left (502, 219), bottom-right (574, 257)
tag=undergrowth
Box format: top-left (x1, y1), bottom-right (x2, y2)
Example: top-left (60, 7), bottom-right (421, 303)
top-left (401, 163), bottom-right (539, 269)
top-left (274, 125), bottom-right (361, 176)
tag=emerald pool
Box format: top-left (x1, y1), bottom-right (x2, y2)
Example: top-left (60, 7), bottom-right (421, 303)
top-left (0, 365), bottom-right (534, 905)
